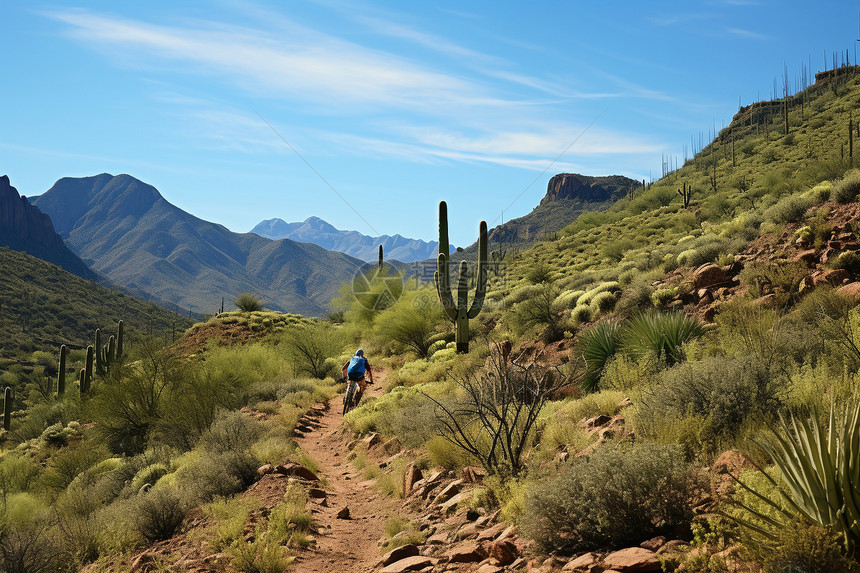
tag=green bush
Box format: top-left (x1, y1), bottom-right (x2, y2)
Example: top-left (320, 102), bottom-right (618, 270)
top-left (235, 293), bottom-right (263, 312)
top-left (374, 289), bottom-right (442, 358)
top-left (519, 443), bottom-right (700, 554)
top-left (636, 354), bottom-right (779, 456)
top-left (589, 290), bottom-right (617, 314)
top-left (571, 304), bottom-right (592, 324)
top-left (831, 169), bottom-right (860, 203)
top-left (763, 193), bottom-right (815, 225)
top-left (134, 486), bottom-right (188, 541)
top-left (282, 323), bottom-right (344, 379)
top-left (623, 312), bottom-right (705, 366)
top-left (832, 251), bottom-right (860, 275)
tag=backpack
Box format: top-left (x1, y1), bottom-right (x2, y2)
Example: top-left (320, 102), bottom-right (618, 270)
top-left (347, 356), bottom-right (366, 375)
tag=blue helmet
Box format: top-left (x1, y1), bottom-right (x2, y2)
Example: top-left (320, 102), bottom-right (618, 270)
top-left (355, 349), bottom-right (364, 357)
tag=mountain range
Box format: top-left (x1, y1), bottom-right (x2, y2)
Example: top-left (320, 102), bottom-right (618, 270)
top-left (32, 174), bottom-right (365, 317)
top-left (0, 175), bottom-right (96, 281)
top-left (250, 216), bottom-right (448, 262)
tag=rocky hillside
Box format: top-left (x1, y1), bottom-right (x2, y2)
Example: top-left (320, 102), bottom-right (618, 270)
top-left (33, 174), bottom-right (365, 316)
top-left (0, 175), bottom-right (96, 280)
top-left (251, 216), bottom-right (449, 263)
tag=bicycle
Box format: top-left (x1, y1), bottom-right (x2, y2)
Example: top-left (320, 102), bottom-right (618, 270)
top-left (342, 378), bottom-right (360, 415)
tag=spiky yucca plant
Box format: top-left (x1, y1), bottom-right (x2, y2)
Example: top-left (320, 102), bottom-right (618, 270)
top-left (581, 321), bottom-right (621, 393)
top-left (623, 312), bottom-right (705, 366)
top-left (732, 402), bottom-right (860, 553)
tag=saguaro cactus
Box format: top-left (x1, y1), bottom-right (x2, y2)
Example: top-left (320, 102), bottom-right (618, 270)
top-left (83, 346), bottom-right (94, 393)
top-left (378, 245), bottom-right (384, 270)
top-left (57, 345), bottom-right (67, 396)
top-left (434, 201), bottom-right (488, 353)
top-left (678, 182), bottom-right (693, 208)
top-left (3, 387), bottom-right (12, 432)
top-left (116, 320), bottom-right (124, 360)
top-left (95, 329), bottom-right (104, 375)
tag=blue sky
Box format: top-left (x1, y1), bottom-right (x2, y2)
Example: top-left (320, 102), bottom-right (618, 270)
top-left (2, 1), bottom-right (859, 246)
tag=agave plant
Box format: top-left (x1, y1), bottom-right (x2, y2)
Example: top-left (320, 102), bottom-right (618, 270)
top-left (731, 402), bottom-right (860, 552)
top-left (623, 311), bottom-right (705, 366)
top-left (581, 321), bottom-right (622, 393)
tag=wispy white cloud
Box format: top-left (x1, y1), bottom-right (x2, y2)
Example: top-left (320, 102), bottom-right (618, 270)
top-left (648, 12), bottom-right (713, 26)
top-left (726, 27), bottom-right (770, 40)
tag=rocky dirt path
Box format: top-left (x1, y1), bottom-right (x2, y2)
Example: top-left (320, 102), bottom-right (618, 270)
top-left (292, 372), bottom-right (396, 573)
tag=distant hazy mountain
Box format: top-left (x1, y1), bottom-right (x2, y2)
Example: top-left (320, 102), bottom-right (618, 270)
top-left (0, 175), bottom-right (96, 281)
top-left (250, 217), bottom-right (448, 262)
top-left (34, 174), bottom-right (365, 316)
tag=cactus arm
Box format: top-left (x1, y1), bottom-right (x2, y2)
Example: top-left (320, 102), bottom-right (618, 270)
top-left (467, 220), bottom-right (488, 319)
top-left (378, 245), bottom-right (384, 270)
top-left (95, 329), bottom-right (103, 375)
top-left (435, 253), bottom-right (458, 321)
top-left (438, 201), bottom-right (450, 258)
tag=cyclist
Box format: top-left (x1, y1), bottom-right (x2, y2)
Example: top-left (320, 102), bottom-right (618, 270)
top-left (342, 349), bottom-right (373, 407)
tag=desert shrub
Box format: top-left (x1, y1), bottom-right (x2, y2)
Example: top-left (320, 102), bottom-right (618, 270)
top-left (738, 260), bottom-right (807, 307)
top-left (651, 287), bottom-right (677, 308)
top-left (831, 169), bottom-right (860, 203)
top-left (507, 283), bottom-right (567, 342)
top-left (575, 282), bottom-right (620, 307)
top-left (39, 442), bottom-right (111, 494)
top-left (589, 291), bottom-right (617, 314)
top-left (134, 486), bottom-right (188, 541)
top-left (346, 385), bottom-right (439, 447)
top-left (0, 520), bottom-right (63, 573)
top-left (637, 354), bottom-right (779, 456)
top-left (832, 251), bottom-right (860, 275)
top-left (614, 276), bottom-right (656, 318)
top-left (197, 410), bottom-right (263, 489)
top-left (282, 322), bottom-right (344, 379)
top-left (570, 303), bottom-right (592, 324)
top-left (0, 453), bottom-right (42, 498)
top-left (11, 397), bottom-right (79, 444)
top-left (555, 289), bottom-right (586, 309)
top-left (235, 293), bottom-right (263, 312)
top-left (601, 238), bottom-right (635, 262)
top-left (374, 289), bottom-right (442, 358)
top-left (749, 522), bottom-right (860, 573)
top-left (519, 443), bottom-right (700, 554)
top-left (525, 261), bottom-right (554, 284)
top-left (428, 347), bottom-right (569, 476)
top-left (763, 193), bottom-right (815, 224)
top-left (175, 452), bottom-right (243, 504)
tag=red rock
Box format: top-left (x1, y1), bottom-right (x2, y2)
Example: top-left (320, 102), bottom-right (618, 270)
top-left (363, 432), bottom-right (381, 447)
top-left (307, 488), bottom-right (327, 499)
top-left (274, 462), bottom-right (319, 482)
top-left (336, 507), bottom-right (350, 519)
top-left (463, 466), bottom-right (486, 483)
top-left (434, 479), bottom-right (463, 503)
top-left (562, 552), bottom-right (599, 571)
top-left (256, 464), bottom-right (273, 476)
top-left (601, 547), bottom-right (661, 572)
top-left (380, 555), bottom-right (436, 573)
top-left (403, 462), bottom-right (422, 496)
top-left (477, 522), bottom-right (507, 541)
top-left (838, 282), bottom-right (860, 298)
top-left (817, 268), bottom-right (851, 286)
top-left (693, 264), bottom-right (730, 289)
top-left (445, 541), bottom-right (488, 563)
top-left (489, 539), bottom-right (518, 566)
top-left (381, 544), bottom-right (420, 566)
top-left (639, 536), bottom-right (667, 551)
top-left (712, 450), bottom-right (754, 475)
top-left (476, 564), bottom-right (504, 573)
top-left (791, 249), bottom-right (818, 264)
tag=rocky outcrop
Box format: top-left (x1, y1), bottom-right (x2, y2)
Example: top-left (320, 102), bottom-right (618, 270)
top-left (541, 173), bottom-right (637, 205)
top-left (0, 175), bottom-right (95, 280)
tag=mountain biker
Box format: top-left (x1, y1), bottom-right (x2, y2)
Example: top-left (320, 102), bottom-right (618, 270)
top-left (342, 349), bottom-right (373, 407)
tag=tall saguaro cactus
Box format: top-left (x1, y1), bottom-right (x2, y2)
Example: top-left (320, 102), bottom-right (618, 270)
top-left (434, 201), bottom-right (488, 353)
top-left (57, 345), bottom-right (67, 396)
top-left (95, 328), bottom-right (104, 375)
top-left (116, 320), bottom-right (124, 360)
top-left (3, 387), bottom-right (12, 432)
top-left (82, 346), bottom-right (94, 393)
top-left (378, 245), bottom-right (384, 270)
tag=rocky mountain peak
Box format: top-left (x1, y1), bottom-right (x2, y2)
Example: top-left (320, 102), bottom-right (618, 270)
top-left (541, 173), bottom-right (637, 205)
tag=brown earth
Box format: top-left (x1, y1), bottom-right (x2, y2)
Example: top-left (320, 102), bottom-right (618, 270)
top-left (290, 377), bottom-right (399, 573)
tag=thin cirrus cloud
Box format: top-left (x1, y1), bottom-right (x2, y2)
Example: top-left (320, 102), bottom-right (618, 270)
top-left (44, 8), bottom-right (657, 171)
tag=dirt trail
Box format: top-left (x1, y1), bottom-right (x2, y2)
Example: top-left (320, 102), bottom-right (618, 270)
top-left (292, 371), bottom-right (395, 573)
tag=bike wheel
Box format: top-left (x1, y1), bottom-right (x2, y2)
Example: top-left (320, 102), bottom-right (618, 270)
top-left (343, 384), bottom-right (355, 415)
